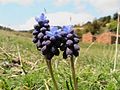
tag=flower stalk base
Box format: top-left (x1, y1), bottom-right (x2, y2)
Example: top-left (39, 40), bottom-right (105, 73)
top-left (70, 56), bottom-right (77, 90)
top-left (46, 60), bottom-right (58, 90)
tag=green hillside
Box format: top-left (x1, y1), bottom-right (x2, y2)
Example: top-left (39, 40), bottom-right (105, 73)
top-left (74, 13), bottom-right (119, 37)
top-left (0, 30), bottom-right (120, 89)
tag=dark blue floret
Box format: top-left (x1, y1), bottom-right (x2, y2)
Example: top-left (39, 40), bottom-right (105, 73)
top-left (43, 35), bottom-right (49, 40)
top-left (36, 40), bottom-right (42, 47)
top-left (66, 40), bottom-right (73, 46)
top-left (45, 40), bottom-right (51, 46)
top-left (73, 50), bottom-right (79, 57)
top-left (50, 47), bottom-right (59, 56)
top-left (40, 27), bottom-right (47, 32)
top-left (74, 44), bottom-right (80, 50)
top-left (67, 34), bottom-right (73, 39)
top-left (66, 47), bottom-right (73, 56)
top-left (73, 38), bottom-right (79, 44)
top-left (34, 25), bottom-right (40, 30)
top-left (60, 44), bottom-right (66, 51)
top-left (44, 23), bottom-right (50, 28)
top-left (42, 41), bottom-right (46, 46)
top-left (32, 37), bottom-right (38, 43)
top-left (37, 33), bottom-right (44, 39)
top-left (60, 31), bottom-right (67, 37)
top-left (50, 36), bottom-right (56, 41)
top-left (45, 52), bottom-right (54, 60)
top-left (32, 30), bottom-right (39, 35)
top-left (41, 45), bottom-right (47, 55)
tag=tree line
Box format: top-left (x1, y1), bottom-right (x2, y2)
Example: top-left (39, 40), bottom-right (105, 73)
top-left (0, 25), bottom-right (14, 31)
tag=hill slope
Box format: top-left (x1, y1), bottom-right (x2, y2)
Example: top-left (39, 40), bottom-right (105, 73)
top-left (0, 30), bottom-right (120, 89)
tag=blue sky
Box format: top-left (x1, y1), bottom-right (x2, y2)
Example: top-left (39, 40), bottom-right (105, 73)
top-left (0, 0), bottom-right (119, 30)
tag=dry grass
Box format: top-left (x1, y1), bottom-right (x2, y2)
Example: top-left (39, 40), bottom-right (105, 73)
top-left (0, 30), bottom-right (120, 90)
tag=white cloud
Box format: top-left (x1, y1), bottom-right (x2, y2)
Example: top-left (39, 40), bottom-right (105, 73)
top-left (9, 12), bottom-right (93, 30)
top-left (88, 0), bottom-right (120, 15)
top-left (47, 12), bottom-right (93, 26)
top-left (74, 0), bottom-right (120, 16)
top-left (53, 0), bottom-right (120, 15)
top-left (54, 0), bottom-right (71, 6)
top-left (11, 17), bottom-right (36, 30)
top-left (0, 0), bottom-right (34, 5)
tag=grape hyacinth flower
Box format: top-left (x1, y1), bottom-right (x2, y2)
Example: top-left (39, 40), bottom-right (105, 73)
top-left (32, 13), bottom-right (58, 90)
top-left (60, 25), bottom-right (80, 59)
top-left (32, 13), bottom-right (50, 48)
top-left (61, 25), bottom-right (80, 90)
top-left (32, 13), bottom-right (80, 90)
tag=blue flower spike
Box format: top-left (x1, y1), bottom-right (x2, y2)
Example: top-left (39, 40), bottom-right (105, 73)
top-left (35, 13), bottom-right (46, 22)
top-left (61, 25), bottom-right (80, 58)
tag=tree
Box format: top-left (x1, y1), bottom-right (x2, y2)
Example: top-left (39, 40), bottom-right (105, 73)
top-left (105, 15), bottom-right (111, 23)
top-left (98, 15), bottom-right (111, 27)
top-left (92, 20), bottom-right (101, 34)
top-left (83, 21), bottom-right (94, 33)
top-left (108, 20), bottom-right (117, 32)
top-left (113, 13), bottom-right (118, 20)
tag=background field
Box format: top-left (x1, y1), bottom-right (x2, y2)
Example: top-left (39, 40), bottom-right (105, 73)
top-left (0, 30), bottom-right (120, 90)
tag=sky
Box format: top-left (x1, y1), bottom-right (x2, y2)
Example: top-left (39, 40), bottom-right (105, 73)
top-left (0, 0), bottom-right (119, 30)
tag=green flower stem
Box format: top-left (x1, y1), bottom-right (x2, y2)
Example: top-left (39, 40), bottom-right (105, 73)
top-left (46, 59), bottom-right (58, 90)
top-left (70, 56), bottom-right (77, 90)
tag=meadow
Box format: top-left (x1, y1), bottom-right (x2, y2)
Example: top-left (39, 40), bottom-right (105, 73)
top-left (0, 30), bottom-right (120, 90)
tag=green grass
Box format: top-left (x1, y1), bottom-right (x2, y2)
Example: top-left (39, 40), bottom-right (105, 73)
top-left (0, 30), bottom-right (120, 90)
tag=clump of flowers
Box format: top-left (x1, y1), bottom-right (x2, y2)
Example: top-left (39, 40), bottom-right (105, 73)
top-left (32, 13), bottom-right (80, 90)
